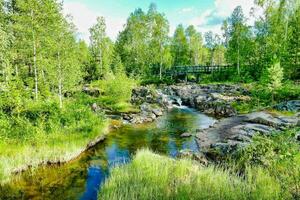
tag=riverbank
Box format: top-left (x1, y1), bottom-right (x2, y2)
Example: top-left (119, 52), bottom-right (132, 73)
top-left (99, 149), bottom-right (284, 200)
top-left (0, 95), bottom-right (111, 184)
top-left (0, 122), bottom-right (109, 184)
top-left (99, 127), bottom-right (300, 199)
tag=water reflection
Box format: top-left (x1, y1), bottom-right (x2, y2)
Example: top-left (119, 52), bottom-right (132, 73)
top-left (1, 107), bottom-right (215, 200)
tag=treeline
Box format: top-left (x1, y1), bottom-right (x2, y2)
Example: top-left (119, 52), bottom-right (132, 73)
top-left (0, 0), bottom-right (299, 105)
top-left (0, 0), bottom-right (83, 107)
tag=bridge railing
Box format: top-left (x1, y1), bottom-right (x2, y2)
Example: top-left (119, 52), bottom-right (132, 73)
top-left (164, 65), bottom-right (235, 76)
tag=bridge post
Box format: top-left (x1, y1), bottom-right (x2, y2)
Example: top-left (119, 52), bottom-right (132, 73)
top-left (196, 74), bottom-right (201, 83)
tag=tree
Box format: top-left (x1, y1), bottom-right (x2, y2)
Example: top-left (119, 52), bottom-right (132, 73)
top-left (204, 31), bottom-right (216, 66)
top-left (115, 8), bottom-right (149, 76)
top-left (0, 0), bottom-right (12, 84)
top-left (89, 16), bottom-right (113, 79)
top-left (226, 6), bottom-right (251, 75)
top-left (116, 4), bottom-right (171, 78)
top-left (267, 62), bottom-right (283, 102)
top-left (185, 25), bottom-right (203, 65)
top-left (171, 24), bottom-right (189, 66)
top-left (286, 4), bottom-right (300, 79)
top-left (147, 3), bottom-right (171, 79)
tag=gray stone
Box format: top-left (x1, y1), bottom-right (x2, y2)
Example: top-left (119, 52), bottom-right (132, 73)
top-left (196, 111), bottom-right (299, 160)
top-left (274, 100), bottom-right (300, 112)
top-left (246, 112), bottom-right (299, 128)
top-left (152, 109), bottom-right (163, 116)
top-left (295, 132), bottom-right (300, 142)
top-left (180, 132), bottom-right (192, 138)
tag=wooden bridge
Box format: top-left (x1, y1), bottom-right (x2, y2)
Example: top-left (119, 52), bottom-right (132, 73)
top-left (165, 65), bottom-right (235, 76)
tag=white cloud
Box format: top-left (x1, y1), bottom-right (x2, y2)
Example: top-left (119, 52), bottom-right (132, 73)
top-left (63, 2), bottom-right (125, 42)
top-left (179, 7), bottom-right (195, 14)
top-left (189, 0), bottom-right (263, 35)
top-left (63, 2), bottom-right (97, 42)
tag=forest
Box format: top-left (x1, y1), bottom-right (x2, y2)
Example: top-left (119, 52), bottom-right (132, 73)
top-left (0, 0), bottom-right (299, 199)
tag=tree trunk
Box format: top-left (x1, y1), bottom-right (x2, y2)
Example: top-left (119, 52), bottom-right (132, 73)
top-left (237, 38), bottom-right (240, 76)
top-left (210, 49), bottom-right (214, 66)
top-left (33, 34), bottom-right (38, 100)
top-left (159, 41), bottom-right (163, 80)
top-left (58, 51), bottom-right (63, 108)
top-left (99, 47), bottom-right (102, 78)
top-left (32, 10), bottom-right (38, 100)
top-left (15, 65), bottom-right (18, 77)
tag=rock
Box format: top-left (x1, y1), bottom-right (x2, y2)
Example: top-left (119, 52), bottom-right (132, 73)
top-left (295, 132), bottom-right (300, 142)
top-left (180, 132), bottom-right (192, 138)
top-left (152, 109), bottom-right (163, 116)
top-left (196, 111), bottom-right (299, 160)
top-left (274, 100), bottom-right (300, 112)
top-left (246, 112), bottom-right (299, 128)
top-left (178, 150), bottom-right (208, 166)
top-left (132, 84), bottom-right (249, 118)
top-left (91, 103), bottom-right (100, 112)
top-left (131, 86), bottom-right (158, 104)
top-left (140, 103), bottom-right (152, 113)
top-left (83, 85), bottom-right (101, 97)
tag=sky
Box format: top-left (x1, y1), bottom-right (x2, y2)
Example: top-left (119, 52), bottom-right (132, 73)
top-left (63, 0), bottom-right (262, 42)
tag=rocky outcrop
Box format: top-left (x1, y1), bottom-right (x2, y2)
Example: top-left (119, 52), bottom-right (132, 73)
top-left (82, 85), bottom-right (101, 97)
top-left (122, 103), bottom-right (164, 124)
top-left (161, 84), bottom-right (250, 117)
top-left (196, 111), bottom-right (300, 157)
top-left (130, 84), bottom-right (251, 119)
top-left (131, 86), bottom-right (159, 104)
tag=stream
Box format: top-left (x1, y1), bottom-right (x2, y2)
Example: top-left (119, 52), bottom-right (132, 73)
top-left (3, 106), bottom-right (215, 200)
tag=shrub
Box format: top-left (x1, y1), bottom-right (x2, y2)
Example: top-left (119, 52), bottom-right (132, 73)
top-left (96, 72), bottom-right (137, 104)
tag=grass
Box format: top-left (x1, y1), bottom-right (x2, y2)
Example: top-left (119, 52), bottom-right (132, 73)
top-left (99, 149), bottom-right (284, 200)
top-left (225, 128), bottom-right (300, 199)
top-left (0, 96), bottom-right (109, 184)
top-left (0, 124), bottom-right (108, 184)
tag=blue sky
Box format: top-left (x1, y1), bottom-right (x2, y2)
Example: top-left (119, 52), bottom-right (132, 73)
top-left (63, 0), bottom-right (260, 42)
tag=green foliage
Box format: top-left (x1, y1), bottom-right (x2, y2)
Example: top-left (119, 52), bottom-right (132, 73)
top-left (227, 128), bottom-right (300, 199)
top-left (0, 90), bottom-right (108, 182)
top-left (230, 80), bottom-right (299, 114)
top-left (267, 62), bottom-right (284, 94)
top-left (91, 72), bottom-right (137, 111)
top-left (89, 17), bottom-right (114, 78)
top-left (115, 4), bottom-right (171, 78)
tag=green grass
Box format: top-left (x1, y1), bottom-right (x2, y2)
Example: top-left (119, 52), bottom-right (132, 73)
top-left (225, 128), bottom-right (300, 199)
top-left (0, 95), bottom-right (109, 184)
top-left (99, 149), bottom-right (284, 200)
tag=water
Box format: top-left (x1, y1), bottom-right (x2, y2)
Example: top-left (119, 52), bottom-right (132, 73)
top-left (2, 107), bottom-right (215, 200)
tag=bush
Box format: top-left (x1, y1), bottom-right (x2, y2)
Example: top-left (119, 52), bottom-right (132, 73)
top-left (227, 129), bottom-right (300, 199)
top-left (94, 72), bottom-right (137, 104)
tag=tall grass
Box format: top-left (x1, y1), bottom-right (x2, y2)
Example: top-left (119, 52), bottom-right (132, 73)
top-left (0, 95), bottom-right (108, 183)
top-left (99, 149), bottom-right (283, 200)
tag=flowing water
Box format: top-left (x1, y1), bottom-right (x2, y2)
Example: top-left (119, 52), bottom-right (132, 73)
top-left (2, 106), bottom-right (215, 200)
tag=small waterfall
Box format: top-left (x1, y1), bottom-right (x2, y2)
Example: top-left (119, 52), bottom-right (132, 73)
top-left (172, 96), bottom-right (182, 107)
top-left (157, 89), bottom-right (184, 109)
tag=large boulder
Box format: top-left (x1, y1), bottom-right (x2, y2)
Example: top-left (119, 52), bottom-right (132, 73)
top-left (246, 112), bottom-right (299, 129)
top-left (131, 86), bottom-right (158, 104)
top-left (161, 84), bottom-right (250, 118)
top-left (196, 111), bottom-right (299, 159)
